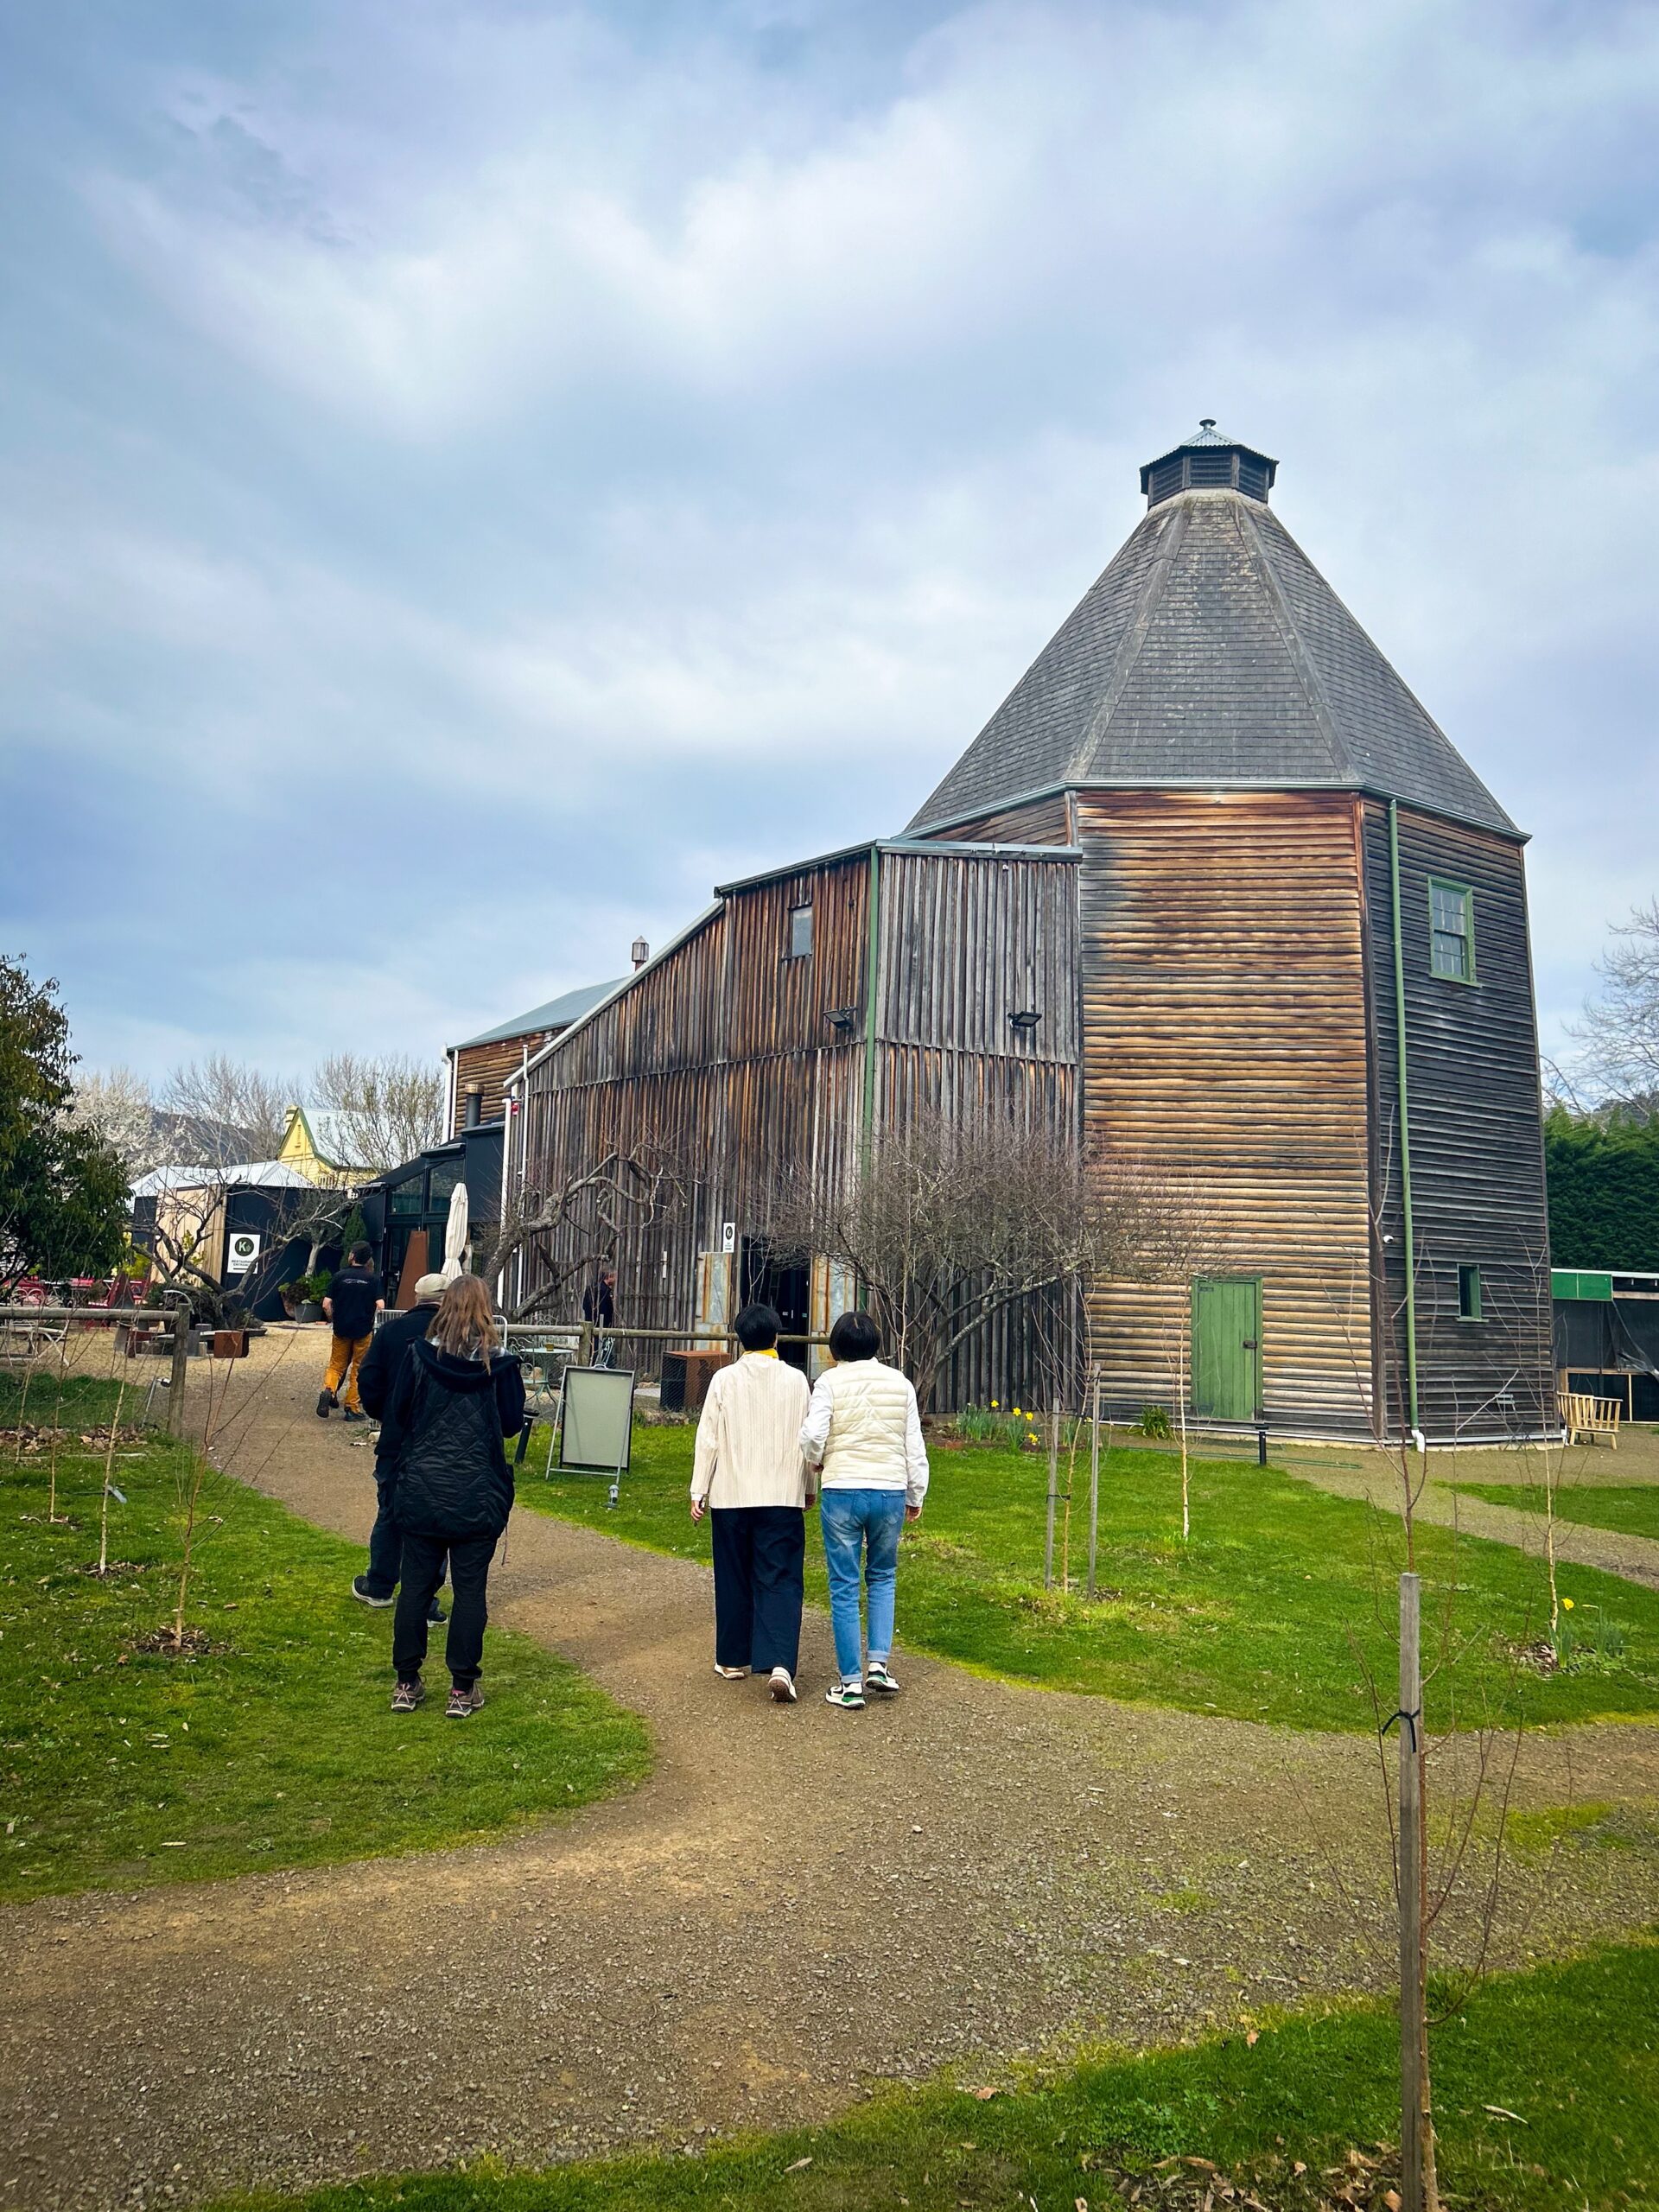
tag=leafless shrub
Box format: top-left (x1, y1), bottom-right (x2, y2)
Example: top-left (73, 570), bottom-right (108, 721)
top-left (489, 1137), bottom-right (687, 1321)
top-left (759, 1110), bottom-right (1198, 1405)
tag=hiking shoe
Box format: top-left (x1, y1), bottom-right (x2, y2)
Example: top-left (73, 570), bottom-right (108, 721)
top-left (315, 1390), bottom-right (335, 1419)
top-left (351, 1574), bottom-right (393, 1609)
top-left (446, 1684), bottom-right (485, 1719)
top-left (824, 1679), bottom-right (866, 1710)
top-left (768, 1667), bottom-right (798, 1704)
top-left (341, 1408), bottom-right (366, 1423)
top-left (867, 1660), bottom-right (899, 1695)
top-left (391, 1679), bottom-right (425, 1713)
top-left (713, 1663), bottom-right (747, 1681)
top-left (427, 1603), bottom-right (447, 1625)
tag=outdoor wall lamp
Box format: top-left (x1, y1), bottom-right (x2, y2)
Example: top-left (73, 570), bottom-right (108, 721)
top-left (1009, 1009), bottom-right (1042, 1033)
top-left (825, 1006), bottom-right (860, 1033)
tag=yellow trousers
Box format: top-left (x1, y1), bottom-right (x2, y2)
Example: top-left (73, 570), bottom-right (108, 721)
top-left (324, 1332), bottom-right (372, 1412)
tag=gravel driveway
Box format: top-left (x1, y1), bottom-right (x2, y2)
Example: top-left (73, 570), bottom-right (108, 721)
top-left (4, 1331), bottom-right (1658, 2212)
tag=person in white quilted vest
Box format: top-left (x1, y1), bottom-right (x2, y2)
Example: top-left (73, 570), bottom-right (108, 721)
top-left (799, 1310), bottom-right (929, 1710)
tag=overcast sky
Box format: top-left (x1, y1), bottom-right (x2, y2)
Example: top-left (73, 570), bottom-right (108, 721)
top-left (2, 0), bottom-right (1655, 1087)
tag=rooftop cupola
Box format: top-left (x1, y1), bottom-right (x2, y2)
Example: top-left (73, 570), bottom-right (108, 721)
top-left (1140, 419), bottom-right (1278, 509)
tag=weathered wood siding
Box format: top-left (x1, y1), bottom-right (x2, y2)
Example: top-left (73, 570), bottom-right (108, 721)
top-left (518, 844), bottom-right (1080, 1403)
top-left (924, 792), bottom-right (1073, 847)
top-left (1361, 804), bottom-right (1551, 1440)
top-left (451, 1033), bottom-right (555, 1133)
top-left (1077, 790), bottom-right (1376, 1434)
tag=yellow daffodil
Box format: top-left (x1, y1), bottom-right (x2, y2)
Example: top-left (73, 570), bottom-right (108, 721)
top-left (990, 1400), bottom-right (1000, 1410)
top-left (1562, 1597), bottom-right (1575, 1611)
top-left (1012, 1405), bottom-right (1022, 1417)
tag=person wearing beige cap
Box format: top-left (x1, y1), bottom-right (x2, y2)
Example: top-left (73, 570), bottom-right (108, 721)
top-left (352, 1273), bottom-right (447, 1616)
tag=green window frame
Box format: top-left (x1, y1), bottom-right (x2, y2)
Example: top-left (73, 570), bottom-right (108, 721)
top-left (1458, 1263), bottom-right (1483, 1322)
top-left (1428, 877), bottom-right (1476, 982)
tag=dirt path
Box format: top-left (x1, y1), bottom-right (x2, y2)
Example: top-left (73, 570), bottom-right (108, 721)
top-left (4, 1332), bottom-right (1659, 2212)
top-left (1275, 1442), bottom-right (1659, 1592)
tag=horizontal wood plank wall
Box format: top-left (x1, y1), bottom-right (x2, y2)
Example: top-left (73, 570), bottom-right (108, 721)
top-left (924, 793), bottom-right (1072, 846)
top-left (451, 1033), bottom-right (553, 1132)
top-left (1362, 804), bottom-right (1552, 1440)
top-left (1077, 791), bottom-right (1374, 1433)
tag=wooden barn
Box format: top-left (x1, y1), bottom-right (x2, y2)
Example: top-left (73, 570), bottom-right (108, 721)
top-left (516, 423), bottom-right (1551, 1442)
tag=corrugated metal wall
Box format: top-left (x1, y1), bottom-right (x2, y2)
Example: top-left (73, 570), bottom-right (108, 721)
top-left (1076, 789), bottom-right (1376, 1436)
top-left (1362, 803), bottom-right (1553, 1440)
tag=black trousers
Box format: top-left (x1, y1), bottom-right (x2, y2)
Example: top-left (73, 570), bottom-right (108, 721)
top-left (710, 1505), bottom-right (805, 1675)
top-left (392, 1531), bottom-right (498, 1689)
top-left (365, 1472), bottom-right (445, 1616)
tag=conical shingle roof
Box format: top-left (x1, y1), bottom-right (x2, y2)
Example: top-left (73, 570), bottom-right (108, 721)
top-left (906, 448), bottom-right (1516, 838)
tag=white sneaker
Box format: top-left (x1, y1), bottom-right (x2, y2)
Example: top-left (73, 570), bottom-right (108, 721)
top-left (824, 1678), bottom-right (865, 1710)
top-left (867, 1659), bottom-right (899, 1694)
top-left (768, 1666), bottom-right (798, 1704)
top-left (713, 1663), bottom-right (747, 1681)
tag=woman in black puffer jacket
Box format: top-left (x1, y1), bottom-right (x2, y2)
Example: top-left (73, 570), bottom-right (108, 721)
top-left (385, 1275), bottom-right (524, 1718)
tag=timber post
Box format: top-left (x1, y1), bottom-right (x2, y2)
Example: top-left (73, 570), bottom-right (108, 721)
top-left (1043, 1404), bottom-right (1059, 1589)
top-left (1397, 1570), bottom-right (1428, 2210)
top-left (166, 1296), bottom-right (191, 1437)
top-left (1087, 1367), bottom-right (1101, 1599)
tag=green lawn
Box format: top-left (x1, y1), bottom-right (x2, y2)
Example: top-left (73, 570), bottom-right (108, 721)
top-left (1453, 1478), bottom-right (1659, 1544)
top-left (0, 1374), bottom-right (651, 1900)
top-left (518, 1423), bottom-right (1659, 1733)
top-left (217, 1934), bottom-right (1659, 2212)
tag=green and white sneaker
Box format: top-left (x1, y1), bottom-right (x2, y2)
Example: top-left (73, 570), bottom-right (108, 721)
top-left (824, 1678), bottom-right (865, 1710)
top-left (866, 1660), bottom-right (899, 1694)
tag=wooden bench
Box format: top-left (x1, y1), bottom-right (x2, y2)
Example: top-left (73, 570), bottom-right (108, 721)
top-left (1560, 1390), bottom-right (1622, 1448)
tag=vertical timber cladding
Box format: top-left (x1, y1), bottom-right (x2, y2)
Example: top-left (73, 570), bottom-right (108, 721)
top-left (877, 845), bottom-right (1083, 1408)
top-left (516, 853), bottom-right (872, 1362)
top-left (1361, 804), bottom-right (1551, 1440)
top-left (1077, 790), bottom-right (1375, 1434)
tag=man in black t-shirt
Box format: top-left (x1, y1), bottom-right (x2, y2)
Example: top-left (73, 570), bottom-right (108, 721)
top-left (317, 1242), bottom-right (385, 1421)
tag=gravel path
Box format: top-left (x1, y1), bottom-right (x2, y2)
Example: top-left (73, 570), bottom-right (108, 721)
top-left (1278, 1444), bottom-right (1659, 1592)
top-left (4, 1332), bottom-right (1659, 2212)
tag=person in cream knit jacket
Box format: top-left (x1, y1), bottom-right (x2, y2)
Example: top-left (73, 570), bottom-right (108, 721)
top-left (799, 1310), bottom-right (929, 1710)
top-left (690, 1302), bottom-right (813, 1703)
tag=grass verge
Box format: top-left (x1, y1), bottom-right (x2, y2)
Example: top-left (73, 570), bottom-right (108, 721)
top-left (517, 1423), bottom-right (1659, 1732)
top-left (1453, 1478), bottom-right (1659, 1545)
top-left (215, 1933), bottom-right (1659, 2211)
top-left (0, 1373), bottom-right (651, 1900)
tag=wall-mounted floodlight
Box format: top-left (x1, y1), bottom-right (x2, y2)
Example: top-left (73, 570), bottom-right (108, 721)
top-left (825, 1006), bottom-right (860, 1033)
top-left (1009, 1009), bottom-right (1042, 1033)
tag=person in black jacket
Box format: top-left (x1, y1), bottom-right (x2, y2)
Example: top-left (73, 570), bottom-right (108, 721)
top-left (385, 1274), bottom-right (524, 1717)
top-left (351, 1273), bottom-right (445, 1619)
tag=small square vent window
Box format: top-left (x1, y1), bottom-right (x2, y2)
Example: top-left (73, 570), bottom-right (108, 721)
top-left (787, 903), bottom-right (814, 959)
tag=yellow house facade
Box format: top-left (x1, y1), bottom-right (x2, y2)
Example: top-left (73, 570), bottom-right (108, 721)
top-left (276, 1107), bottom-right (367, 1188)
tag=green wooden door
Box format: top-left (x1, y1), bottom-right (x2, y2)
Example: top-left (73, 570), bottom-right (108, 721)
top-left (1192, 1277), bottom-right (1262, 1421)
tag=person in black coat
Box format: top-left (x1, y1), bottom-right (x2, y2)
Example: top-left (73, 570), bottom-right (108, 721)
top-left (351, 1274), bottom-right (444, 1618)
top-left (385, 1275), bottom-right (524, 1718)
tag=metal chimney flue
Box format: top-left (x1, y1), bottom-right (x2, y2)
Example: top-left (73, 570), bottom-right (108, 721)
top-left (632, 936), bottom-right (650, 970)
top-left (463, 1083), bottom-right (482, 1129)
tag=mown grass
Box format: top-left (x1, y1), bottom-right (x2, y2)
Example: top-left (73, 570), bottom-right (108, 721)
top-left (0, 1371), bottom-right (651, 1900)
top-left (517, 1422), bottom-right (1659, 1733)
top-left (1453, 1478), bottom-right (1659, 1544)
top-left (215, 1933), bottom-right (1659, 2211)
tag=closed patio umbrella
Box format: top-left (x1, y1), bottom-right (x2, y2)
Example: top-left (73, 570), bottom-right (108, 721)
top-left (441, 1181), bottom-right (470, 1283)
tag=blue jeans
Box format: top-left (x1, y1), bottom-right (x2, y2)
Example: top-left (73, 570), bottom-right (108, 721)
top-left (819, 1489), bottom-right (906, 1681)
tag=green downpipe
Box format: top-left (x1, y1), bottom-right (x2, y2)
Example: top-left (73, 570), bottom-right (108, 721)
top-left (861, 842), bottom-right (882, 1166)
top-left (1388, 799), bottom-right (1421, 1433)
